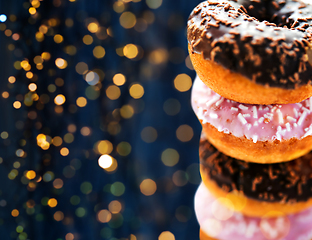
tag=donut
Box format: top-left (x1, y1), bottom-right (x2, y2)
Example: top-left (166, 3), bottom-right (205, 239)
top-left (195, 182), bottom-right (312, 240)
top-left (187, 0), bottom-right (312, 105)
top-left (191, 75), bottom-right (312, 163)
top-left (199, 134), bottom-right (312, 217)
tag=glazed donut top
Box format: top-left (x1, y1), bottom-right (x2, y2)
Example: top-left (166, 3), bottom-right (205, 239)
top-left (192, 75), bottom-right (312, 142)
top-left (199, 135), bottom-right (312, 203)
top-left (187, 0), bottom-right (312, 89)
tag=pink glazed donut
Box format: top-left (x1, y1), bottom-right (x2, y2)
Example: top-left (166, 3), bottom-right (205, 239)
top-left (191, 75), bottom-right (312, 163)
top-left (195, 182), bottom-right (312, 240)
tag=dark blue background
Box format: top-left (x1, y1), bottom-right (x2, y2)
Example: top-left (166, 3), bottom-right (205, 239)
top-left (0, 0), bottom-right (202, 239)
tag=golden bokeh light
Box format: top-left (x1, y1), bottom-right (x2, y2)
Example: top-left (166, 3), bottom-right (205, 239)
top-left (76, 97), bottom-right (87, 107)
top-left (123, 44), bottom-right (138, 59)
top-left (158, 231), bottom-right (175, 240)
top-left (129, 83), bottom-right (144, 99)
top-left (98, 154), bottom-right (113, 169)
top-left (13, 101), bottom-right (21, 109)
top-left (95, 140), bottom-right (113, 155)
top-left (54, 34), bottom-right (64, 43)
top-left (97, 209), bottom-right (112, 223)
top-left (149, 48), bottom-right (168, 64)
top-left (119, 12), bottom-right (136, 29)
top-left (48, 198), bottom-right (57, 208)
top-left (161, 148), bottom-right (179, 167)
top-left (54, 94), bottom-right (66, 105)
top-left (54, 211), bottom-right (64, 221)
top-left (113, 1), bottom-right (125, 13)
top-left (120, 105), bottom-right (134, 119)
top-left (53, 178), bottom-right (64, 189)
top-left (106, 85), bottom-right (121, 100)
top-left (26, 170), bottom-right (36, 180)
top-left (8, 76), bottom-right (16, 83)
top-left (140, 179), bottom-right (157, 196)
top-left (87, 22), bottom-right (99, 33)
top-left (52, 136), bottom-right (63, 146)
top-left (80, 126), bottom-right (91, 136)
top-left (83, 35), bottom-right (93, 45)
top-left (55, 58), bottom-right (68, 69)
top-left (176, 124), bottom-right (193, 142)
top-left (11, 209), bottom-right (19, 217)
top-left (174, 74), bottom-right (192, 92)
top-left (28, 83), bottom-right (37, 92)
top-left (93, 46), bottom-right (105, 59)
top-left (75, 62), bottom-right (88, 75)
top-left (60, 147), bottom-right (69, 156)
top-left (108, 200), bottom-right (122, 214)
top-left (113, 73), bottom-right (126, 86)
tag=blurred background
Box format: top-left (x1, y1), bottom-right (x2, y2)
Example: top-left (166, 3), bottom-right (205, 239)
top-left (0, 0), bottom-right (202, 239)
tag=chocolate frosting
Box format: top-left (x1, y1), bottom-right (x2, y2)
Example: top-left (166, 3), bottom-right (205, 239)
top-left (187, 0), bottom-right (312, 89)
top-left (200, 135), bottom-right (312, 203)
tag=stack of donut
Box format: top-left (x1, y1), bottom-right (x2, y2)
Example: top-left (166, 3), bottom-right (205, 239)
top-left (187, 0), bottom-right (312, 239)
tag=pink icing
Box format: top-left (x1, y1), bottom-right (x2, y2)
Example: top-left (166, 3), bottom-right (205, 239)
top-left (191, 75), bottom-right (312, 142)
top-left (195, 182), bottom-right (312, 240)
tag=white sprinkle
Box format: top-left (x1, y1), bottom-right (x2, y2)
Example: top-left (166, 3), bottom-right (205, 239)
top-left (238, 113), bottom-right (247, 125)
top-left (263, 107), bottom-right (269, 111)
top-left (296, 102), bottom-right (302, 107)
top-left (253, 121), bottom-right (259, 127)
top-left (205, 95), bottom-right (220, 108)
top-left (277, 126), bottom-right (282, 132)
top-left (293, 108), bottom-right (299, 118)
top-left (252, 106), bottom-right (258, 119)
top-left (223, 128), bottom-right (230, 134)
top-left (276, 109), bottom-right (284, 124)
top-left (309, 98), bottom-right (312, 111)
top-left (215, 98), bottom-right (224, 106)
top-left (286, 116), bottom-right (296, 122)
top-left (246, 124), bottom-right (252, 130)
top-left (286, 122), bottom-right (291, 131)
top-left (258, 117), bottom-right (264, 124)
top-left (302, 107), bottom-right (310, 113)
top-left (259, 105), bottom-right (263, 111)
top-left (294, 123), bottom-right (298, 128)
top-left (304, 125), bottom-right (312, 137)
top-left (298, 110), bottom-right (308, 126)
top-left (231, 107), bottom-right (238, 111)
top-left (252, 135), bottom-right (258, 143)
top-left (276, 132), bottom-right (282, 141)
top-left (209, 113), bottom-right (218, 119)
top-left (238, 104), bottom-right (249, 110)
top-left (243, 114), bottom-right (251, 118)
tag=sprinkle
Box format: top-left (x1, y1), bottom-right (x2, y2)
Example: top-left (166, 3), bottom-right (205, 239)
top-left (293, 108), bottom-right (299, 118)
top-left (304, 126), bottom-right (312, 137)
top-left (205, 95), bottom-right (220, 108)
top-left (297, 110), bottom-right (308, 126)
top-left (215, 98), bottom-right (224, 106)
top-left (252, 135), bottom-right (258, 143)
top-left (286, 122), bottom-right (291, 131)
top-left (238, 104), bottom-right (248, 110)
top-left (286, 116), bottom-right (296, 122)
top-left (258, 117), bottom-right (264, 124)
top-left (243, 114), bottom-right (251, 118)
top-left (276, 109), bottom-right (284, 124)
top-left (209, 112), bottom-right (218, 119)
top-left (309, 98), bottom-right (312, 111)
top-left (238, 113), bottom-right (247, 125)
top-left (231, 107), bottom-right (238, 111)
top-left (252, 106), bottom-right (258, 118)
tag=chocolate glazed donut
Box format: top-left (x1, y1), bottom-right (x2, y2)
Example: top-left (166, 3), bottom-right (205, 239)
top-left (187, 0), bottom-right (312, 104)
top-left (199, 136), bottom-right (312, 204)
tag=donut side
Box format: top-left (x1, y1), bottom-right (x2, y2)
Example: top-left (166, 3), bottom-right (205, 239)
top-left (201, 119), bottom-right (312, 163)
top-left (195, 181), bottom-right (312, 240)
top-left (187, 0), bottom-right (312, 104)
top-left (190, 46), bottom-right (312, 105)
